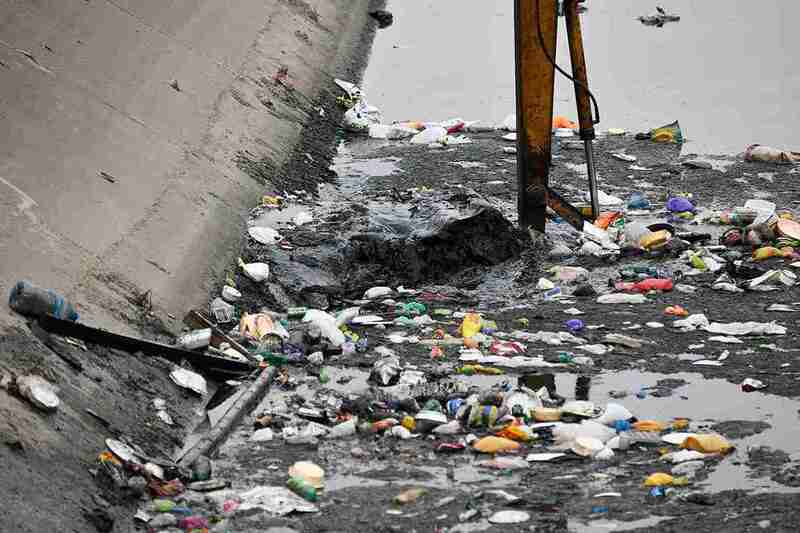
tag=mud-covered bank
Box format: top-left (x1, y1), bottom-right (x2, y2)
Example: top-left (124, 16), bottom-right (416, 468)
top-left (208, 125), bottom-right (800, 533)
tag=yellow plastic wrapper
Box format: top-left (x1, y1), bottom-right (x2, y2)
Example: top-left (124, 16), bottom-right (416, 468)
top-left (459, 313), bottom-right (482, 338)
top-left (394, 488), bottom-right (427, 504)
top-left (240, 312), bottom-right (274, 340)
top-left (752, 246), bottom-right (783, 261)
top-left (649, 120), bottom-right (683, 143)
top-left (644, 473), bottom-right (674, 486)
top-left (261, 195), bottom-right (283, 207)
top-left (533, 407), bottom-right (562, 422)
top-left (401, 416), bottom-right (416, 431)
top-left (681, 434), bottom-right (734, 454)
top-left (633, 420), bottom-right (667, 432)
top-left (671, 418), bottom-right (690, 430)
top-left (640, 229), bottom-right (671, 250)
top-left (472, 436), bottom-right (521, 454)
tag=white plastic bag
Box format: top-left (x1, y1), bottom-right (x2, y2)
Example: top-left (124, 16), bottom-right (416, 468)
top-left (239, 259), bottom-right (270, 282)
top-left (410, 126), bottom-right (447, 145)
top-left (302, 309), bottom-right (345, 347)
top-left (248, 226), bottom-right (282, 245)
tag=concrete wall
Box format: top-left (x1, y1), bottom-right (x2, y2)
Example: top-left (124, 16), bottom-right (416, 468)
top-left (0, 0), bottom-right (372, 333)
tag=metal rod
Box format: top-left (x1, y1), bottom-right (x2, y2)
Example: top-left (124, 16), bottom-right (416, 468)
top-left (584, 140), bottom-right (600, 219)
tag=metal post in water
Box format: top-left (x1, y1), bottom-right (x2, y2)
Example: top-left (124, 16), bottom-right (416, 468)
top-left (514, 0), bottom-right (559, 233)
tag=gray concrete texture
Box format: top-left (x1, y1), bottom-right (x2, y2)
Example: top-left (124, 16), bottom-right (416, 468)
top-left (0, 0), bottom-right (370, 333)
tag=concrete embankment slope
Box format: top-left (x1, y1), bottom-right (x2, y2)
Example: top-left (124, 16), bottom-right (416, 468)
top-left (0, 0), bottom-right (374, 333)
top-left (0, 1), bottom-right (378, 531)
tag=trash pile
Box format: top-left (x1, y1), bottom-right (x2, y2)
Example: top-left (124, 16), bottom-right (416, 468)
top-left (335, 78), bottom-right (481, 146)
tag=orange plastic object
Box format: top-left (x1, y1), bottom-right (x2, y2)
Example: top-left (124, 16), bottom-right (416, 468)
top-left (472, 436), bottom-right (521, 454)
top-left (553, 115), bottom-right (577, 129)
top-left (496, 425), bottom-right (533, 443)
top-left (633, 420), bottom-right (666, 432)
top-left (463, 337), bottom-right (479, 349)
top-left (371, 419), bottom-right (399, 433)
top-left (664, 305), bottom-right (689, 317)
top-left (594, 211), bottom-right (622, 230)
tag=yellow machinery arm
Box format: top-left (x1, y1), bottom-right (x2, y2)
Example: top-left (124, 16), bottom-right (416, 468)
top-left (515, 0), bottom-right (599, 232)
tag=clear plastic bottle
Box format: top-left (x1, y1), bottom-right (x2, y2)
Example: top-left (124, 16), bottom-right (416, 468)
top-left (8, 280), bottom-right (79, 321)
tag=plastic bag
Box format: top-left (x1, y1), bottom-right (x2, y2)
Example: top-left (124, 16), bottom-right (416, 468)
top-left (459, 313), bottom-right (482, 338)
top-left (302, 309), bottom-right (345, 347)
top-left (239, 258), bottom-right (270, 282)
top-left (247, 226), bottom-right (282, 245)
top-left (410, 126), bottom-right (447, 145)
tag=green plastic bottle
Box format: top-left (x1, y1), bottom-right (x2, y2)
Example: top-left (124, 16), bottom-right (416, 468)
top-left (318, 367), bottom-right (330, 384)
top-left (287, 477), bottom-right (318, 502)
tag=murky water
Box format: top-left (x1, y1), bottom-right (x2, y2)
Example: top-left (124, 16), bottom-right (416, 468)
top-left (363, 1), bottom-right (800, 155)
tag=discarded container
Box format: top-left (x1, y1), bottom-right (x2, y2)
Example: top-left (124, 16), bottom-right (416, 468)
top-left (288, 462), bottom-right (325, 489)
top-left (221, 285), bottom-right (241, 303)
top-left (176, 328), bottom-right (211, 350)
top-left (741, 378), bottom-right (767, 392)
top-left (239, 259), bottom-right (270, 282)
top-left (571, 436), bottom-right (605, 457)
top-left (8, 280), bottom-right (79, 321)
top-left (286, 477), bottom-right (318, 502)
top-left (16, 375), bottom-right (60, 412)
top-left (170, 367), bottom-right (207, 395)
top-left (329, 419), bottom-right (357, 438)
top-left (210, 298), bottom-right (235, 323)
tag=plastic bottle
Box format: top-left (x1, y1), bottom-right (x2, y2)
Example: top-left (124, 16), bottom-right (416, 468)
top-left (318, 367), bottom-right (330, 384)
top-left (8, 280), bottom-right (79, 321)
top-left (287, 477), bottom-right (318, 502)
top-left (176, 328), bottom-right (212, 350)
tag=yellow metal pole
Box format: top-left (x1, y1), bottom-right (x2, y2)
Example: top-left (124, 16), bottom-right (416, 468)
top-left (515, 0), bottom-right (558, 232)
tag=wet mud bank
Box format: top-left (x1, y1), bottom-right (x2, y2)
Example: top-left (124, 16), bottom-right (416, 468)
top-left (211, 124), bottom-right (800, 532)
